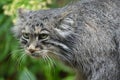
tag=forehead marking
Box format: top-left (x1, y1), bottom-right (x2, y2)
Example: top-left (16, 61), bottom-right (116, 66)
top-left (23, 26), bottom-right (31, 33)
top-left (34, 26), bottom-right (41, 34)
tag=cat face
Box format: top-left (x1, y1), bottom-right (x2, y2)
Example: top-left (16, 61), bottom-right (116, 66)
top-left (12, 8), bottom-right (75, 60)
top-left (20, 24), bottom-right (51, 58)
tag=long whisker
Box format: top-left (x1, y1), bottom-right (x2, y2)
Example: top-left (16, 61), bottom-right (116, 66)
top-left (10, 49), bottom-right (24, 54)
top-left (49, 56), bottom-right (56, 67)
top-left (46, 55), bottom-right (52, 68)
top-left (12, 50), bottom-right (26, 70)
top-left (10, 49), bottom-right (24, 62)
top-left (46, 55), bottom-right (54, 67)
top-left (44, 55), bottom-right (55, 75)
top-left (42, 55), bottom-right (48, 64)
top-left (46, 55), bottom-right (56, 74)
top-left (17, 53), bottom-right (26, 69)
top-left (44, 55), bottom-right (51, 68)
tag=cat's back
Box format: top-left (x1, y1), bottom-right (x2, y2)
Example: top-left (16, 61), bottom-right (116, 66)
top-left (71, 0), bottom-right (120, 30)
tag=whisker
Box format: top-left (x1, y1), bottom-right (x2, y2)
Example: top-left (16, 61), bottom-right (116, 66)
top-left (18, 53), bottom-right (26, 69)
top-left (14, 52), bottom-right (26, 70)
top-left (10, 49), bottom-right (24, 60)
top-left (44, 55), bottom-right (51, 68)
top-left (42, 55), bottom-right (48, 64)
top-left (47, 55), bottom-right (54, 67)
top-left (46, 55), bottom-right (53, 68)
top-left (10, 49), bottom-right (24, 54)
top-left (46, 56), bottom-right (56, 74)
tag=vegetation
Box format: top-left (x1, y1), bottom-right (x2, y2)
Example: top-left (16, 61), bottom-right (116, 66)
top-left (0, 0), bottom-right (74, 80)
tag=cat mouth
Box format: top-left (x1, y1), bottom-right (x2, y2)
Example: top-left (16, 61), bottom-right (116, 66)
top-left (25, 50), bottom-right (49, 58)
top-left (31, 53), bottom-right (41, 57)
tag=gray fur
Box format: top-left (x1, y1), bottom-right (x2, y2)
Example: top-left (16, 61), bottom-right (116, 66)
top-left (12, 0), bottom-right (120, 80)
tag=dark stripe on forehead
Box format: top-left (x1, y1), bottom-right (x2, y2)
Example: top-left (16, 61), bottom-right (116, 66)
top-left (30, 22), bottom-right (44, 28)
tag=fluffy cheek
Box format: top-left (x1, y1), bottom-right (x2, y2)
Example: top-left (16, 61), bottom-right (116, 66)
top-left (44, 44), bottom-right (60, 57)
top-left (46, 44), bottom-right (60, 53)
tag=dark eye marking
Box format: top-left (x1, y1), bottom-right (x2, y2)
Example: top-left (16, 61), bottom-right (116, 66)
top-left (21, 37), bottom-right (28, 44)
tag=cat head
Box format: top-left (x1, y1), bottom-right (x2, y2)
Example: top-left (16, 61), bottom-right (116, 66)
top-left (12, 8), bottom-right (76, 61)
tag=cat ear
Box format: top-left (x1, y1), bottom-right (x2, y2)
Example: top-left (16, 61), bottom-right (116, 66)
top-left (18, 8), bottom-right (30, 19)
top-left (54, 11), bottom-right (75, 37)
top-left (54, 10), bottom-right (72, 21)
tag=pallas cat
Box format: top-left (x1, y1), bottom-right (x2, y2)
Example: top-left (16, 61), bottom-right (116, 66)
top-left (12, 0), bottom-right (120, 80)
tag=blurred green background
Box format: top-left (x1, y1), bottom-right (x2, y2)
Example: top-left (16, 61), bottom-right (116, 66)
top-left (0, 0), bottom-right (75, 80)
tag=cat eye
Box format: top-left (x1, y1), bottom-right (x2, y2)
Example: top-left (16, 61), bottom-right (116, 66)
top-left (38, 34), bottom-right (49, 40)
top-left (22, 33), bottom-right (29, 39)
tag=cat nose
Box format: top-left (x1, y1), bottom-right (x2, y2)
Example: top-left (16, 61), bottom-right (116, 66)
top-left (28, 44), bottom-right (36, 53)
top-left (28, 49), bottom-right (35, 53)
